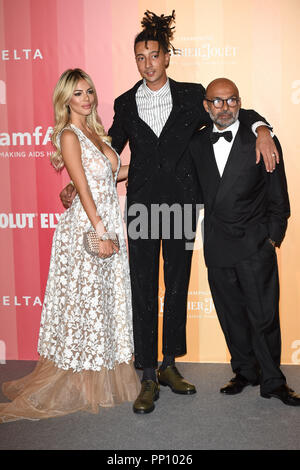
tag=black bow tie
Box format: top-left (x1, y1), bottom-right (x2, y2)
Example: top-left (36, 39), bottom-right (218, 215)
top-left (210, 130), bottom-right (233, 144)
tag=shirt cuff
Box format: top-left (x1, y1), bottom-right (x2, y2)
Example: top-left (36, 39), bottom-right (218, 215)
top-left (252, 121), bottom-right (274, 137)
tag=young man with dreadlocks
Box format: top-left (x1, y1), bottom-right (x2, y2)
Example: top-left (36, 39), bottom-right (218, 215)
top-left (60, 11), bottom-right (278, 415)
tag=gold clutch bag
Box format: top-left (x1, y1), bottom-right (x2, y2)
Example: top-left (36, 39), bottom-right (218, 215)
top-left (83, 231), bottom-right (119, 258)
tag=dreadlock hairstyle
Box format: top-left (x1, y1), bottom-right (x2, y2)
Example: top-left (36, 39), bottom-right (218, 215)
top-left (134, 10), bottom-right (179, 54)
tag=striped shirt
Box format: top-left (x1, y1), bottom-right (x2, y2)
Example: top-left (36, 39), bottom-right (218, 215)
top-left (135, 78), bottom-right (173, 137)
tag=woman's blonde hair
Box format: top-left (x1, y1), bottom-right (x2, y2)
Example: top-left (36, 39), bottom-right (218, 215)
top-left (51, 68), bottom-right (111, 171)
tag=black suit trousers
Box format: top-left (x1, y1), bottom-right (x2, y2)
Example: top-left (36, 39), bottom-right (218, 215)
top-left (126, 193), bottom-right (196, 369)
top-left (207, 239), bottom-right (286, 393)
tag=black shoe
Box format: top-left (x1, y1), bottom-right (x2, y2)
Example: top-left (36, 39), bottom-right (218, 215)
top-left (133, 380), bottom-right (159, 414)
top-left (220, 374), bottom-right (259, 395)
top-left (261, 383), bottom-right (300, 406)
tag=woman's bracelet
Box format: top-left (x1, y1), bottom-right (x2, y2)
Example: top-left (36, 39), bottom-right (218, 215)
top-left (99, 232), bottom-right (117, 242)
top-left (95, 220), bottom-right (106, 238)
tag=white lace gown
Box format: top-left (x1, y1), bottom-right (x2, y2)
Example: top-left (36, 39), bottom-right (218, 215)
top-left (0, 125), bottom-right (140, 423)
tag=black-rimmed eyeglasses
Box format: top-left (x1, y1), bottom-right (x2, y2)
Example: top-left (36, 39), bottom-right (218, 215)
top-left (205, 97), bottom-right (240, 108)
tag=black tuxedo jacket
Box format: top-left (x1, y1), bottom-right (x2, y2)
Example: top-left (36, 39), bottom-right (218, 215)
top-left (108, 79), bottom-right (267, 205)
top-left (189, 123), bottom-right (290, 267)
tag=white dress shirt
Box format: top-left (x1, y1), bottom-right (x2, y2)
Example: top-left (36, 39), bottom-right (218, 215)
top-left (212, 119), bottom-right (240, 177)
top-left (135, 78), bottom-right (172, 137)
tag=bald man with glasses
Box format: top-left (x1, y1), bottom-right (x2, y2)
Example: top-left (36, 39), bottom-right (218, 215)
top-left (189, 78), bottom-right (300, 407)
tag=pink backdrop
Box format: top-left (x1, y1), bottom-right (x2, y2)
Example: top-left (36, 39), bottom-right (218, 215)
top-left (0, 0), bottom-right (140, 360)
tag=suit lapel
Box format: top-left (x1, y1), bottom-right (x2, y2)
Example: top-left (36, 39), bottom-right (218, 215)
top-left (214, 125), bottom-right (254, 207)
top-left (158, 79), bottom-right (181, 139)
top-left (196, 127), bottom-right (221, 209)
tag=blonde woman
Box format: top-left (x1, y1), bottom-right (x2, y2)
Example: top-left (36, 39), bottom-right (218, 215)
top-left (0, 69), bottom-right (140, 423)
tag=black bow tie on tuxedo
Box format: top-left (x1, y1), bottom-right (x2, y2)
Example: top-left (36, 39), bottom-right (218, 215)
top-left (210, 130), bottom-right (233, 144)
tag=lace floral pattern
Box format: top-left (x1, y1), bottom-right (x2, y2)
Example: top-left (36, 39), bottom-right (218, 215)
top-left (38, 125), bottom-right (134, 372)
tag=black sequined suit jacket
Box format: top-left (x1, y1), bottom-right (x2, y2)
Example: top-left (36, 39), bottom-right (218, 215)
top-left (109, 78), bottom-right (208, 205)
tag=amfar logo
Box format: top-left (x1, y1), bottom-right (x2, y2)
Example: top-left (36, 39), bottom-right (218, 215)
top-left (0, 126), bottom-right (53, 146)
top-left (1, 48), bottom-right (43, 61)
top-left (291, 340), bottom-right (300, 364)
top-left (0, 340), bottom-right (6, 364)
top-left (291, 80), bottom-right (300, 104)
top-left (0, 80), bottom-right (5, 104)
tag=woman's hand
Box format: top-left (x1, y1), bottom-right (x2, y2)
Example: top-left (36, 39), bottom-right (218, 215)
top-left (98, 239), bottom-right (119, 258)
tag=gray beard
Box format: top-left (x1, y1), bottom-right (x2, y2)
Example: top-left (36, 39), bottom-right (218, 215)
top-left (208, 108), bottom-right (239, 129)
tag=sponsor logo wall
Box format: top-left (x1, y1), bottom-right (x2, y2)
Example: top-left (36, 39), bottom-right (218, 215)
top-left (0, 0), bottom-right (299, 365)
